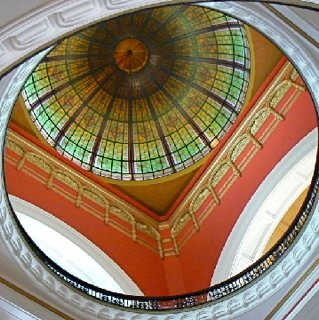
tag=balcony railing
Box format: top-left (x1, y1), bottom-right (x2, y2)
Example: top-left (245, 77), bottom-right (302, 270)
top-left (10, 158), bottom-right (319, 310)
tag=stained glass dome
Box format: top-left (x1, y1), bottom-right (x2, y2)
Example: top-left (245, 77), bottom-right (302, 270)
top-left (22, 5), bottom-right (250, 181)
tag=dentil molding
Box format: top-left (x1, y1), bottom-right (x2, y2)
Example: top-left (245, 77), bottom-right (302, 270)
top-left (0, 1), bottom-right (319, 320)
top-left (0, 0), bottom-right (318, 77)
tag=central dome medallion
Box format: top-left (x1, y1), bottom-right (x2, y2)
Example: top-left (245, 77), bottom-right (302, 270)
top-left (114, 38), bottom-right (149, 74)
top-left (22, 5), bottom-right (250, 181)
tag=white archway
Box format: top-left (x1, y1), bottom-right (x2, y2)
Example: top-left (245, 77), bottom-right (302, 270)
top-left (10, 195), bottom-right (143, 295)
top-left (213, 128), bottom-right (318, 285)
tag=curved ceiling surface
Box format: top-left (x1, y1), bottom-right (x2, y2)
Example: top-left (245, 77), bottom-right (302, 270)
top-left (22, 5), bottom-right (250, 181)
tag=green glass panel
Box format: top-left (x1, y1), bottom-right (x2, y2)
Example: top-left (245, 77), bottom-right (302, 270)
top-left (21, 4), bottom-right (250, 180)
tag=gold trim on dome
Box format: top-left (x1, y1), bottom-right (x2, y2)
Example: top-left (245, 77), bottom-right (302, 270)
top-left (5, 62), bottom-right (305, 257)
top-left (5, 131), bottom-right (162, 256)
top-left (5, 139), bottom-right (24, 156)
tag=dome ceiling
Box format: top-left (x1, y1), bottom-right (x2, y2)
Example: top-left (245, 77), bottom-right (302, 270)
top-left (22, 5), bottom-right (250, 181)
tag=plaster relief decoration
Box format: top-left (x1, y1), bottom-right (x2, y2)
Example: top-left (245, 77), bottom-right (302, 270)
top-left (168, 62), bottom-right (306, 253)
top-left (5, 61), bottom-right (305, 257)
top-left (0, 1), bottom-right (319, 319)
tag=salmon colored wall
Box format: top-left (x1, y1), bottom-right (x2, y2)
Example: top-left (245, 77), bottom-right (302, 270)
top-left (5, 163), bottom-right (168, 295)
top-left (166, 57), bottom-right (288, 218)
top-left (6, 90), bottom-right (317, 296)
top-left (175, 91), bottom-right (317, 293)
top-left (5, 52), bottom-right (318, 297)
top-left (9, 122), bottom-right (160, 220)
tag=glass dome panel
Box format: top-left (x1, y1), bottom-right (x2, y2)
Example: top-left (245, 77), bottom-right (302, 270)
top-left (22, 5), bottom-right (250, 181)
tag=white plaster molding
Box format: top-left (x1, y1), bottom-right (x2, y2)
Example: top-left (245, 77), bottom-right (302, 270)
top-left (0, 0), bottom-right (318, 77)
top-left (272, 4), bottom-right (319, 43)
top-left (0, 282), bottom-right (64, 320)
top-left (213, 129), bottom-right (318, 284)
top-left (0, 0), bottom-right (174, 75)
top-left (286, 282), bottom-right (319, 320)
top-left (270, 257), bottom-right (319, 319)
top-left (0, 1), bottom-right (318, 320)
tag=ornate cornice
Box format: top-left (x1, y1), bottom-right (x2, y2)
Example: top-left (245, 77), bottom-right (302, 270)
top-left (167, 62), bottom-right (305, 255)
top-left (5, 60), bottom-right (305, 258)
top-left (6, 130), bottom-right (163, 257)
top-left (0, 1), bottom-right (318, 319)
top-left (1, 0), bottom-right (318, 77)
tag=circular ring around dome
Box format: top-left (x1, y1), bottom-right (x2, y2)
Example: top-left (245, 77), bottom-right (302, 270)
top-left (22, 5), bottom-right (251, 181)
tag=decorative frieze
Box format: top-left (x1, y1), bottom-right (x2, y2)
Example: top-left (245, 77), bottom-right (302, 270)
top-left (169, 63), bottom-right (306, 251)
top-left (5, 62), bottom-right (305, 257)
top-left (0, 1), bottom-right (318, 319)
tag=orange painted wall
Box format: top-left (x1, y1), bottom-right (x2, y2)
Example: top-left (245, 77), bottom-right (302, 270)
top-left (5, 55), bottom-right (319, 297)
top-left (175, 90), bottom-right (317, 293)
top-left (5, 163), bottom-right (169, 295)
top-left (6, 89), bottom-right (317, 296)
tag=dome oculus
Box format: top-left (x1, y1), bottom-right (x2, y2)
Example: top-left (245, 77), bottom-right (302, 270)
top-left (22, 5), bottom-right (250, 181)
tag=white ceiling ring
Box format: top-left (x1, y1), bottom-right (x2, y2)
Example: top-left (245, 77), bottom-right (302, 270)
top-left (0, 0), bottom-right (318, 77)
top-left (0, 1), bottom-right (318, 319)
